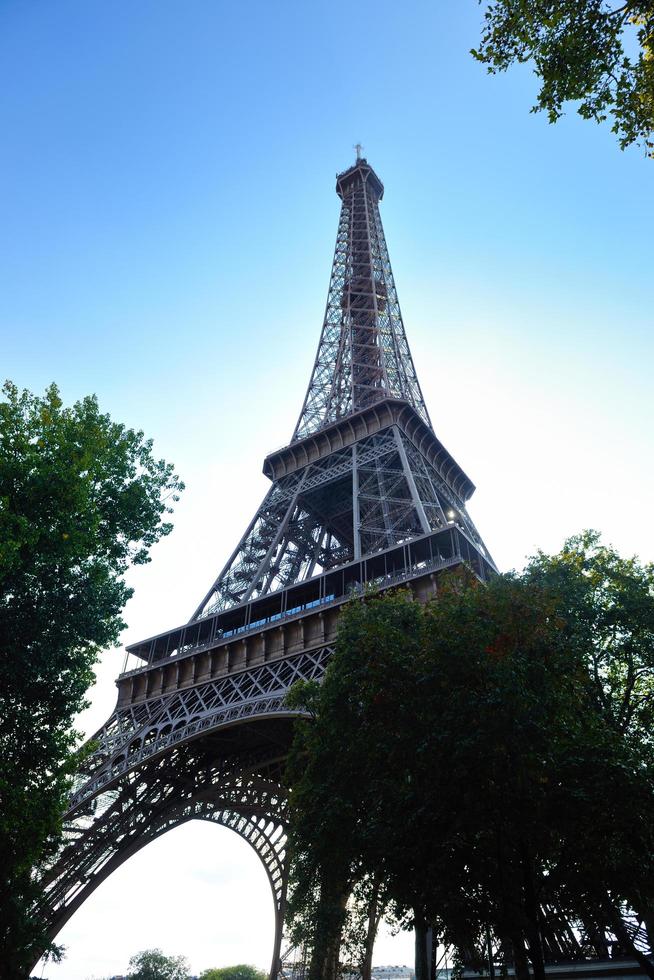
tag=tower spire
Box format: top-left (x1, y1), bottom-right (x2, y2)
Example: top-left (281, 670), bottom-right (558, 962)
top-left (292, 157), bottom-right (430, 442)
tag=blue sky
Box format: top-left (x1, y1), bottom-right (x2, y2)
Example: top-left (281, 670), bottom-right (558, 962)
top-left (2, 1), bottom-right (653, 976)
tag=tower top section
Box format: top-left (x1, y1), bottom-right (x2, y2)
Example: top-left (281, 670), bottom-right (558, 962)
top-left (293, 157), bottom-right (430, 442)
top-left (336, 158), bottom-right (384, 202)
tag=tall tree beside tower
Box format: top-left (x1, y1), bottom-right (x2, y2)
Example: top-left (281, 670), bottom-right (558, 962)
top-left (0, 381), bottom-right (183, 977)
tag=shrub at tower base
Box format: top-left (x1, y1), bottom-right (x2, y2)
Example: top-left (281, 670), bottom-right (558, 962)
top-left (0, 381), bottom-right (183, 979)
top-left (127, 947), bottom-right (191, 980)
top-left (285, 536), bottom-right (654, 980)
top-left (198, 965), bottom-right (267, 980)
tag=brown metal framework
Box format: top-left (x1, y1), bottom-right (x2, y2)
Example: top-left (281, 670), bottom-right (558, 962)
top-left (32, 158), bottom-right (504, 978)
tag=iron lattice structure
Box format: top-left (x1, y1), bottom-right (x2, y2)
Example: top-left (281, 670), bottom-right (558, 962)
top-left (34, 157), bottom-right (502, 979)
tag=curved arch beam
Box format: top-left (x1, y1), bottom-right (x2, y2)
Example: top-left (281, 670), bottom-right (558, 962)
top-left (35, 798), bottom-right (287, 980)
top-left (41, 748), bottom-right (288, 911)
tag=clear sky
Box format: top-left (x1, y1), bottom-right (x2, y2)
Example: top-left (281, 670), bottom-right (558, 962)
top-left (1, 1), bottom-right (652, 977)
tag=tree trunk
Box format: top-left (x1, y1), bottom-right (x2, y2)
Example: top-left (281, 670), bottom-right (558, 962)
top-left (322, 929), bottom-right (343, 980)
top-left (308, 873), bottom-right (350, 980)
top-left (415, 918), bottom-right (430, 980)
top-left (362, 942), bottom-right (374, 980)
top-left (525, 920), bottom-right (545, 980)
top-left (520, 849), bottom-right (545, 980)
top-left (361, 879), bottom-right (382, 980)
top-left (510, 931), bottom-right (531, 980)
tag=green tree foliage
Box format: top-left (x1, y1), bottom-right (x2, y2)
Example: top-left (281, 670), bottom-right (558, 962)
top-left (286, 549), bottom-right (654, 980)
top-left (473, 1), bottom-right (654, 155)
top-left (525, 530), bottom-right (654, 744)
top-left (199, 965), bottom-right (267, 980)
top-left (128, 948), bottom-right (190, 980)
top-left (416, 566), bottom-right (654, 980)
top-left (286, 591), bottom-right (424, 980)
top-left (0, 381), bottom-right (183, 977)
top-left (524, 531), bottom-right (654, 957)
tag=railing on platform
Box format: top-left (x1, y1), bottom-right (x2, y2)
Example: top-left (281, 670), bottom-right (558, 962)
top-left (120, 525), bottom-right (493, 678)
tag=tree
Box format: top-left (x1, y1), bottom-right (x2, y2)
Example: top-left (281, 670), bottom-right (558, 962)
top-left (339, 875), bottom-right (390, 980)
top-left (524, 531), bottom-right (654, 956)
top-left (525, 531), bottom-right (654, 746)
top-left (378, 572), bottom-right (595, 980)
top-left (414, 568), bottom-right (654, 980)
top-left (286, 559), bottom-right (654, 980)
top-left (199, 966), bottom-right (267, 980)
top-left (128, 948), bottom-right (190, 980)
top-left (473, 1), bottom-right (654, 156)
top-left (285, 590), bottom-right (424, 980)
top-left (0, 381), bottom-right (183, 977)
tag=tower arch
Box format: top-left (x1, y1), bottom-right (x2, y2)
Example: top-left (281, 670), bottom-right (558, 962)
top-left (39, 728), bottom-right (290, 980)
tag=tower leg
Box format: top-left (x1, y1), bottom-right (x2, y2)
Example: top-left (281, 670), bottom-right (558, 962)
top-left (271, 864), bottom-right (290, 980)
top-left (270, 906), bottom-right (284, 980)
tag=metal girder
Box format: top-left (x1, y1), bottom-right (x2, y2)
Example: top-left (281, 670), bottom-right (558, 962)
top-left (192, 432), bottom-right (395, 617)
top-left (193, 422), bottom-right (496, 619)
top-left (398, 433), bottom-right (494, 564)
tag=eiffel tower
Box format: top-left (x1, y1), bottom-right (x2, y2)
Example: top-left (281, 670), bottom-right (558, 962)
top-left (35, 156), bottom-right (497, 978)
